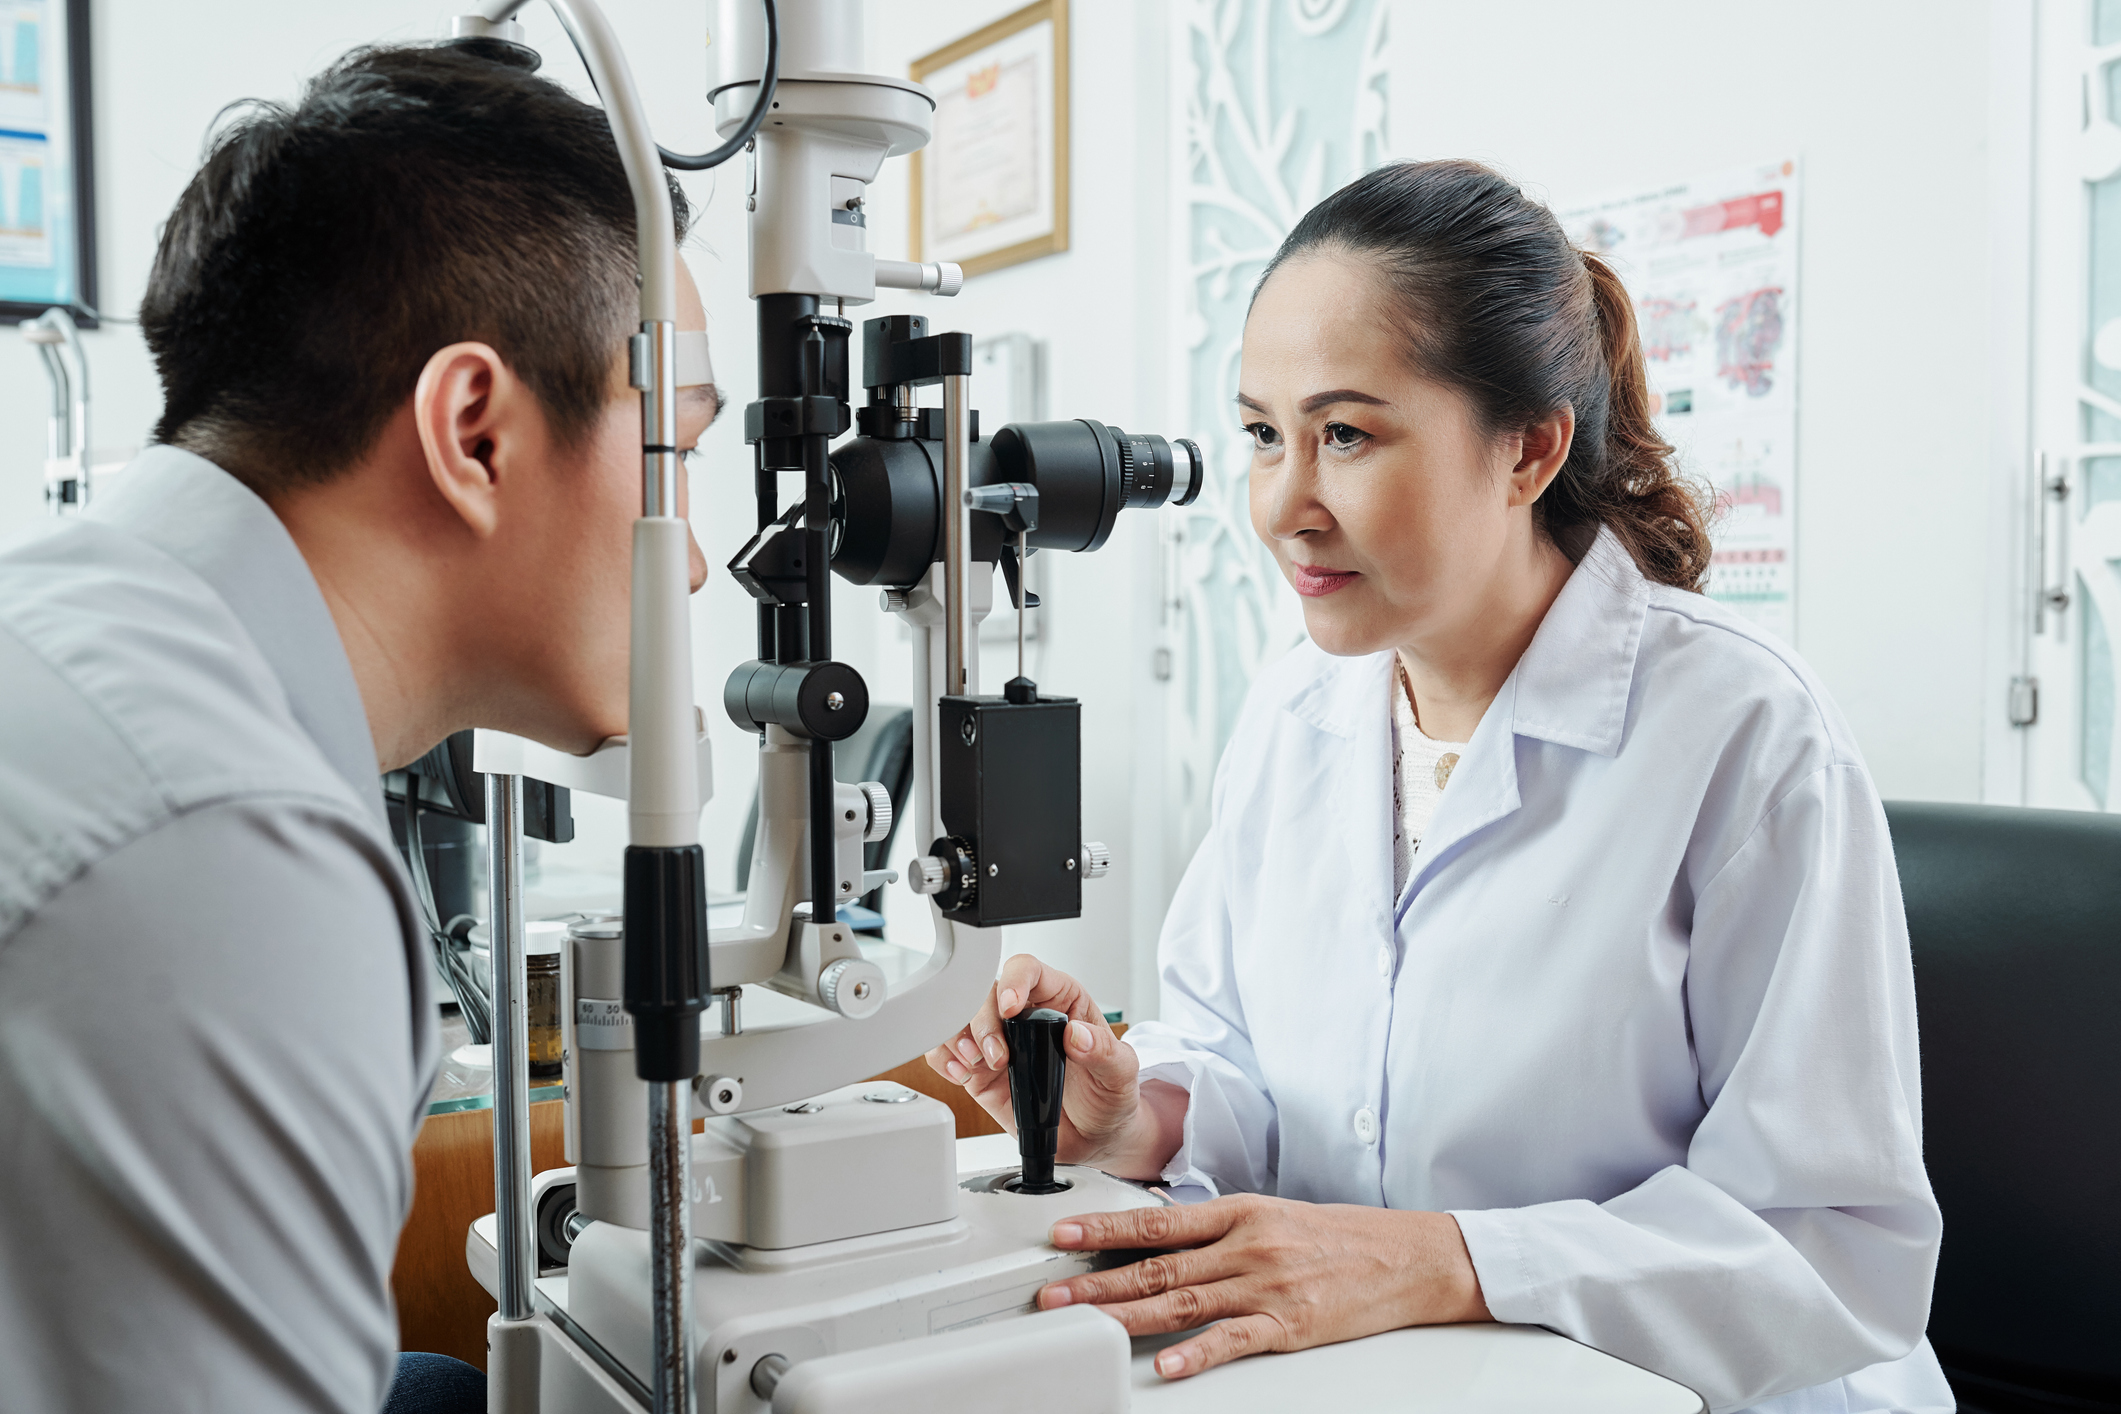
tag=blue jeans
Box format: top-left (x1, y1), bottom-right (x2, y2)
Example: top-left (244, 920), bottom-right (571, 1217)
top-left (383, 1352), bottom-right (486, 1414)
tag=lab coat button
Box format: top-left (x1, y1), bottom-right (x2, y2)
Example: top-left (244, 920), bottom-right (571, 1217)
top-left (1353, 1106), bottom-right (1378, 1145)
top-left (1376, 946), bottom-right (1392, 977)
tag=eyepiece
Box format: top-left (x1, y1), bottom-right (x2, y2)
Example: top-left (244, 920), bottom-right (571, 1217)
top-left (827, 416), bottom-right (1203, 587)
top-left (1173, 438), bottom-right (1205, 506)
top-left (988, 419), bottom-right (1197, 554)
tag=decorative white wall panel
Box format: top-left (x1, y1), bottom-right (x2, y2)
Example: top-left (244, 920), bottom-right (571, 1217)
top-left (1165, 0), bottom-right (1387, 862)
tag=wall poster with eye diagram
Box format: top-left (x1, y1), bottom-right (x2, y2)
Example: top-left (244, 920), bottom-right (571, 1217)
top-left (1561, 158), bottom-right (1802, 642)
top-left (0, 0), bottom-right (96, 322)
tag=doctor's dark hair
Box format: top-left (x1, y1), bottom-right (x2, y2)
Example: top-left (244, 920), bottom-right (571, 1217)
top-left (140, 44), bottom-right (692, 495)
top-left (1256, 161), bottom-right (1713, 591)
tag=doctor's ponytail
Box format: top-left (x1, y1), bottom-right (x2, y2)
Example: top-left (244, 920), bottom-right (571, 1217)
top-left (1256, 161), bottom-right (1714, 591)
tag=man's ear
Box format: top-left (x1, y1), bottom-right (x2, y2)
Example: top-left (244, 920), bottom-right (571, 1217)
top-left (1509, 405), bottom-right (1576, 508)
top-left (413, 341), bottom-right (525, 538)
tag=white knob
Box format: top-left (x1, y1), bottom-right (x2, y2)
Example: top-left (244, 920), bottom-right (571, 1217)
top-left (819, 958), bottom-right (887, 1019)
top-left (1081, 841), bottom-right (1112, 880)
top-left (858, 781), bottom-right (893, 843)
top-left (909, 855), bottom-right (948, 895)
top-left (699, 1075), bottom-right (745, 1115)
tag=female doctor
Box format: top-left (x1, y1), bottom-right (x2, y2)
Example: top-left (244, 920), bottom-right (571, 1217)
top-left (928, 161), bottom-right (1949, 1414)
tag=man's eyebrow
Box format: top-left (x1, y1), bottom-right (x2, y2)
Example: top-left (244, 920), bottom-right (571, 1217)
top-left (1298, 388), bottom-right (1389, 414)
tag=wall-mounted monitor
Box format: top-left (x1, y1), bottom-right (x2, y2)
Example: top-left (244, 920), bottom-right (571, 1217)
top-left (0, 0), bottom-right (96, 326)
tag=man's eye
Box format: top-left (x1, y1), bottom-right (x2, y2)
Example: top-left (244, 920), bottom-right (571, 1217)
top-left (1244, 422), bottom-right (1281, 450)
top-left (1324, 422), bottom-right (1369, 449)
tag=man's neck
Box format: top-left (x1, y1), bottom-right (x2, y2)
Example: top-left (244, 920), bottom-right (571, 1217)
top-left (267, 447), bottom-right (472, 773)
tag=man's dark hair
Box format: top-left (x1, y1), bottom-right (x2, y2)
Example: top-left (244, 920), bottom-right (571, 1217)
top-left (141, 44), bottom-right (691, 495)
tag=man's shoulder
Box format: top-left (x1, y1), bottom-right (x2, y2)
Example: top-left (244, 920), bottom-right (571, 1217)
top-left (0, 518), bottom-right (379, 939)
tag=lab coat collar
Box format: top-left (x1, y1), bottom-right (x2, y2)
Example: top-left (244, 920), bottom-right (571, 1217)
top-left (1275, 526), bottom-right (1651, 916)
top-left (1283, 524), bottom-right (1649, 755)
top-left (1506, 525), bottom-right (1651, 760)
top-left (1397, 527), bottom-right (1650, 910)
top-left (91, 446), bottom-right (387, 826)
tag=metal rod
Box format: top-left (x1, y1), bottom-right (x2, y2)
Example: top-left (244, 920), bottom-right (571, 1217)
top-left (809, 742), bottom-right (838, 918)
top-left (647, 1078), bottom-right (694, 1414)
top-left (800, 312), bottom-right (838, 917)
top-left (36, 344), bottom-right (71, 458)
top-left (1016, 528), bottom-right (1028, 682)
top-left (640, 319), bottom-right (679, 516)
top-left (755, 448), bottom-right (777, 661)
top-left (943, 371), bottom-right (972, 696)
top-left (485, 771), bottom-right (534, 1322)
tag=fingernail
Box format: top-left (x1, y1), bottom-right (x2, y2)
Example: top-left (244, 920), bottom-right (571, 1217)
top-left (956, 1037), bottom-right (981, 1066)
top-left (1156, 1349), bottom-right (1185, 1377)
top-left (982, 1036), bottom-right (1006, 1067)
top-left (1050, 1222), bottom-right (1082, 1247)
top-left (1038, 1285), bottom-right (1072, 1309)
top-left (1066, 1020), bottom-right (1092, 1052)
top-left (999, 988), bottom-right (1019, 1013)
top-left (944, 1059), bottom-right (967, 1083)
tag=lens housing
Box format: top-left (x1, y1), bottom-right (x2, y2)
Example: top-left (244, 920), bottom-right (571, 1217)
top-left (987, 420), bottom-right (1203, 551)
top-left (828, 418), bottom-right (1205, 587)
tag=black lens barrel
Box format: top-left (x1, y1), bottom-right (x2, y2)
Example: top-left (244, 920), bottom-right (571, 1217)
top-left (826, 417), bottom-right (1202, 587)
top-left (986, 418), bottom-right (1196, 552)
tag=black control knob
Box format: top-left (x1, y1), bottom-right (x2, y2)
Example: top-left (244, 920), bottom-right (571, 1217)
top-left (1003, 1007), bottom-right (1071, 1194)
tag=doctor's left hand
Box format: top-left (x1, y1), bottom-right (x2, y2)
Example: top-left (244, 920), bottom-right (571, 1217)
top-left (1035, 1195), bottom-right (1491, 1379)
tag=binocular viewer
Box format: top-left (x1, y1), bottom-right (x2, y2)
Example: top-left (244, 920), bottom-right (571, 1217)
top-left (739, 312), bottom-right (1203, 593)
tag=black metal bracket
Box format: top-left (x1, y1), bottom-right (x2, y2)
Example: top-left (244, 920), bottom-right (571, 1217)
top-left (727, 503), bottom-right (813, 606)
top-left (863, 315), bottom-right (973, 390)
top-left (744, 394), bottom-right (847, 444)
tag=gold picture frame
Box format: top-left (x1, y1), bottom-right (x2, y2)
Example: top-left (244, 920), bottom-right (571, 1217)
top-left (909, 0), bottom-right (1070, 280)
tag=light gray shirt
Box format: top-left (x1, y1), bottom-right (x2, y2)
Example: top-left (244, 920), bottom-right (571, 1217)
top-left (0, 447), bottom-right (438, 1413)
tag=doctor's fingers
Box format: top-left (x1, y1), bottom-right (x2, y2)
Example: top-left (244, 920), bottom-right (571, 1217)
top-left (965, 955), bottom-right (1105, 1070)
top-left (1047, 1196), bottom-right (1243, 1253)
top-left (1035, 1238), bottom-right (1244, 1313)
top-left (1148, 1314), bottom-right (1295, 1380)
top-left (1061, 1279), bottom-right (1297, 1369)
top-left (1060, 1022), bottom-right (1140, 1123)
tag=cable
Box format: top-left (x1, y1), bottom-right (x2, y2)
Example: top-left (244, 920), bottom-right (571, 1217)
top-left (656, 0), bottom-right (777, 171)
top-left (401, 777), bottom-right (494, 1043)
top-left (51, 302), bottom-right (137, 325)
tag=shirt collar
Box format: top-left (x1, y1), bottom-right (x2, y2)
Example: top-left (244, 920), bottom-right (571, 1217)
top-left (1506, 524), bottom-right (1651, 758)
top-left (91, 447), bottom-right (386, 824)
top-left (1282, 523), bottom-right (1650, 759)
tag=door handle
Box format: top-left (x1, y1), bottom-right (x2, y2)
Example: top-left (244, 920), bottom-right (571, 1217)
top-left (2035, 451), bottom-right (2072, 641)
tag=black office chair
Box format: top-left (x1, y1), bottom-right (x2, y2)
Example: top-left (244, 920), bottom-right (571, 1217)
top-left (736, 705), bottom-right (914, 930)
top-left (1883, 802), bottom-right (2121, 1414)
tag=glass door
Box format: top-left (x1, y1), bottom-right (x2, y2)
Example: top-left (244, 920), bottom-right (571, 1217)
top-left (2023, 1), bottom-right (2121, 807)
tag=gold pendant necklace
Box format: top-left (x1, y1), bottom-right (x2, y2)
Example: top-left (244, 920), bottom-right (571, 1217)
top-left (1399, 662), bottom-right (1460, 790)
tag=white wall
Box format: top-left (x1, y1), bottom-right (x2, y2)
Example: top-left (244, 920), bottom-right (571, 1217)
top-left (0, 0), bottom-right (2012, 1025)
top-left (0, 0), bottom-right (1177, 1019)
top-left (1389, 0), bottom-right (2000, 802)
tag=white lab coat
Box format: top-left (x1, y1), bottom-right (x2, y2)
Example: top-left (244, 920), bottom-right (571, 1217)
top-left (1123, 529), bottom-right (1952, 1414)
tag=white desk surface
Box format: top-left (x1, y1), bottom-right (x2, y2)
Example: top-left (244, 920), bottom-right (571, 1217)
top-left (955, 1136), bottom-right (1705, 1414)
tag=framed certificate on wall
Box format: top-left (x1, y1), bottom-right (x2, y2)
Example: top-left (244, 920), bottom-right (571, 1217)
top-left (910, 0), bottom-right (1069, 280)
top-left (0, 0), bottom-right (97, 323)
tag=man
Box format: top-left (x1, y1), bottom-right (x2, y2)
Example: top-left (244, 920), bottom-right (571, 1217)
top-left (0, 45), bottom-right (716, 1412)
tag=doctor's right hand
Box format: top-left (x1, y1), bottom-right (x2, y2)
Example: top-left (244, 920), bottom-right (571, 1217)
top-left (925, 953), bottom-right (1187, 1183)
